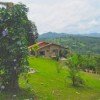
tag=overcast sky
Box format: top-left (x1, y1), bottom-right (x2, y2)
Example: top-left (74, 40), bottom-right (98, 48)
top-left (1, 0), bottom-right (100, 34)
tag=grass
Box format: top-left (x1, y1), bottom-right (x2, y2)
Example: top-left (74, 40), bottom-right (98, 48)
top-left (0, 56), bottom-right (100, 100)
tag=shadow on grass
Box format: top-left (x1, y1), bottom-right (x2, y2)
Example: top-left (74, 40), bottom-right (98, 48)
top-left (0, 88), bottom-right (38, 100)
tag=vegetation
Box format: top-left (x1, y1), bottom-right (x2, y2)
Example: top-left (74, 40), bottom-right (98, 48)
top-left (21, 57), bottom-right (100, 100)
top-left (38, 32), bottom-right (100, 54)
top-left (0, 2), bottom-right (100, 100)
top-left (0, 3), bottom-right (38, 92)
top-left (1, 57), bottom-right (99, 100)
top-left (0, 57), bottom-right (100, 99)
top-left (26, 21), bottom-right (38, 46)
top-left (76, 54), bottom-right (100, 74)
top-left (31, 44), bottom-right (39, 56)
top-left (67, 54), bottom-right (84, 86)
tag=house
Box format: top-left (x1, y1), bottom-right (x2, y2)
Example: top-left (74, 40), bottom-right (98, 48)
top-left (28, 42), bottom-right (68, 58)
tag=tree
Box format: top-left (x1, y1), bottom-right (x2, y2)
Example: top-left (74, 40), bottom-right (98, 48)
top-left (31, 44), bottom-right (39, 56)
top-left (67, 54), bottom-right (84, 86)
top-left (0, 3), bottom-right (36, 92)
top-left (79, 54), bottom-right (97, 72)
top-left (95, 56), bottom-right (100, 74)
top-left (26, 20), bottom-right (38, 46)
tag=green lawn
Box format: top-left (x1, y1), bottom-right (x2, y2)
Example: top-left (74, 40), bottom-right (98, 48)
top-left (0, 57), bottom-right (100, 100)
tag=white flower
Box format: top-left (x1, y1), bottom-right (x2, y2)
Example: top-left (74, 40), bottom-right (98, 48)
top-left (2, 28), bottom-right (8, 36)
top-left (14, 67), bottom-right (17, 70)
top-left (1, 85), bottom-right (5, 89)
top-left (13, 94), bottom-right (16, 97)
top-left (13, 59), bottom-right (17, 62)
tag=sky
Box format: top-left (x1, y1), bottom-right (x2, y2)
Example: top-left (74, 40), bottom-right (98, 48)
top-left (1, 0), bottom-right (100, 34)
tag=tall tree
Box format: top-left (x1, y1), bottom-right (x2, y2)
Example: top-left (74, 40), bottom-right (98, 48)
top-left (26, 20), bottom-right (38, 45)
top-left (0, 3), bottom-right (36, 92)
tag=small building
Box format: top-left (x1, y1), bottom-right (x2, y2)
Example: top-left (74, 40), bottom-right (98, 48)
top-left (28, 42), bottom-right (68, 58)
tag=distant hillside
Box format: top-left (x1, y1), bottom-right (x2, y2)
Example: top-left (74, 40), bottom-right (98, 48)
top-left (38, 32), bottom-right (100, 54)
top-left (38, 32), bottom-right (100, 39)
top-left (38, 32), bottom-right (67, 39)
top-left (84, 33), bottom-right (100, 37)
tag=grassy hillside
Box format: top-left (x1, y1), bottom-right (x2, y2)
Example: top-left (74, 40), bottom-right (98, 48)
top-left (0, 57), bottom-right (100, 100)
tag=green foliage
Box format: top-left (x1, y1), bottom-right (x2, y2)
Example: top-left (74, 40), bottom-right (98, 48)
top-left (78, 54), bottom-right (100, 74)
top-left (0, 57), bottom-right (100, 99)
top-left (0, 3), bottom-right (33, 91)
top-left (67, 54), bottom-right (84, 86)
top-left (31, 44), bottom-right (39, 56)
top-left (20, 57), bottom-right (100, 100)
top-left (26, 21), bottom-right (38, 46)
top-left (79, 55), bottom-right (95, 70)
top-left (32, 44), bottom-right (39, 51)
top-left (95, 56), bottom-right (100, 74)
top-left (38, 33), bottom-right (100, 54)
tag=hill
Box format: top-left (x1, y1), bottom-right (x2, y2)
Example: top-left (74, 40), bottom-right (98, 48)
top-left (1, 57), bottom-right (100, 100)
top-left (38, 32), bottom-right (67, 39)
top-left (38, 32), bottom-right (100, 54)
top-left (38, 32), bottom-right (100, 39)
top-left (84, 33), bottom-right (100, 37)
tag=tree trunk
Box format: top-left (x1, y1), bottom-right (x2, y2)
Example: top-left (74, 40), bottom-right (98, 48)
top-left (72, 76), bottom-right (75, 86)
top-left (4, 69), bottom-right (19, 92)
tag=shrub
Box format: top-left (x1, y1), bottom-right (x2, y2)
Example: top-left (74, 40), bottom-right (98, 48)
top-left (67, 54), bottom-right (84, 86)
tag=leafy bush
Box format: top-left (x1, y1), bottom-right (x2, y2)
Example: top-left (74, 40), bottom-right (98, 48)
top-left (67, 54), bottom-right (84, 86)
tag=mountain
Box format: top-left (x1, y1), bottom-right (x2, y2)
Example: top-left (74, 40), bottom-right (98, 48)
top-left (38, 32), bottom-right (67, 39)
top-left (38, 32), bottom-right (100, 54)
top-left (84, 33), bottom-right (100, 37)
top-left (39, 32), bottom-right (100, 39)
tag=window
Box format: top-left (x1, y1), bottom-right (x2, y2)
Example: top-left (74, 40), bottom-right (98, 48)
top-left (47, 50), bottom-right (49, 52)
top-left (53, 49), bottom-right (58, 53)
top-left (39, 51), bottom-right (45, 55)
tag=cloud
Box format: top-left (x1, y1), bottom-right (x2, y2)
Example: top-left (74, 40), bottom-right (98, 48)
top-left (1, 0), bottom-right (100, 34)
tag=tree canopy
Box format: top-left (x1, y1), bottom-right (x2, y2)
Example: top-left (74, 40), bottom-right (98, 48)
top-left (0, 3), bottom-right (37, 92)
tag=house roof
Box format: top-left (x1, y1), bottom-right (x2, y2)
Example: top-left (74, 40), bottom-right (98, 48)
top-left (37, 42), bottom-right (68, 50)
top-left (28, 41), bottom-right (48, 49)
top-left (37, 41), bottom-right (45, 45)
top-left (37, 41), bottom-right (49, 47)
top-left (28, 41), bottom-right (68, 50)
